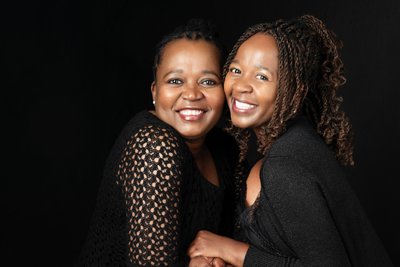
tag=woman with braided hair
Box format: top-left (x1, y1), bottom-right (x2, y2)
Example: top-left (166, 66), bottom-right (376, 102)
top-left (188, 15), bottom-right (393, 266)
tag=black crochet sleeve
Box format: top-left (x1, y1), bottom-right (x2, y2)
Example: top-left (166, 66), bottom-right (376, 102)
top-left (116, 124), bottom-right (186, 266)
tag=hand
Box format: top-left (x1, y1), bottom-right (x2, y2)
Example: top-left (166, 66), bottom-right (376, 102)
top-left (188, 230), bottom-right (226, 259)
top-left (211, 257), bottom-right (227, 267)
top-left (188, 256), bottom-right (226, 267)
top-left (188, 230), bottom-right (249, 267)
top-left (188, 256), bottom-right (212, 267)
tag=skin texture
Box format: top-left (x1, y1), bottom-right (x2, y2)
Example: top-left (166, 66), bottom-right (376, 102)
top-left (188, 33), bottom-right (279, 267)
top-left (224, 33), bottom-right (279, 137)
top-left (189, 256), bottom-right (226, 267)
top-left (151, 38), bottom-right (225, 142)
top-left (151, 38), bottom-right (225, 187)
top-left (189, 230), bottom-right (248, 266)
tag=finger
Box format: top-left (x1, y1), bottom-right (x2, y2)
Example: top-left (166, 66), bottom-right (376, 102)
top-left (213, 257), bottom-right (226, 267)
top-left (187, 242), bottom-right (197, 257)
top-left (187, 247), bottom-right (194, 257)
top-left (188, 246), bottom-right (202, 258)
top-left (188, 256), bottom-right (211, 267)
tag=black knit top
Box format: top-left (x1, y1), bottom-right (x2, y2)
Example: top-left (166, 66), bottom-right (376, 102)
top-left (237, 116), bottom-right (393, 267)
top-left (77, 111), bottom-right (237, 266)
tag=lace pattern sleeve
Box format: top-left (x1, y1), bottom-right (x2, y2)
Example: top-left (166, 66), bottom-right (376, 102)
top-left (116, 124), bottom-right (185, 266)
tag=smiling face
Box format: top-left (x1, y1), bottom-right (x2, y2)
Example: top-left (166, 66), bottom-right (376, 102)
top-left (151, 38), bottom-right (224, 141)
top-left (224, 33), bottom-right (279, 131)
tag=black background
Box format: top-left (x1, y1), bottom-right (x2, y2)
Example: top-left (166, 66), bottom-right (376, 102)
top-left (3, 0), bottom-right (399, 266)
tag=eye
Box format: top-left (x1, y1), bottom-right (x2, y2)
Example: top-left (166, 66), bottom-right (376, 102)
top-left (229, 67), bottom-right (241, 74)
top-left (200, 79), bottom-right (218, 86)
top-left (168, 79), bottom-right (183, 84)
top-left (256, 74), bottom-right (269, 81)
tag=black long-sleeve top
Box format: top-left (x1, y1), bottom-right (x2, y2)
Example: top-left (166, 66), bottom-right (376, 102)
top-left (237, 116), bottom-right (393, 266)
top-left (77, 111), bottom-right (236, 266)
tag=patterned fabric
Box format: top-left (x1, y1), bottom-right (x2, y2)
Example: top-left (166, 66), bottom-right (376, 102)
top-left (117, 125), bottom-right (184, 264)
top-left (77, 111), bottom-right (237, 266)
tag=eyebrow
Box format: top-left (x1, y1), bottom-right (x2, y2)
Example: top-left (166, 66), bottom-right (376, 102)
top-left (162, 69), bottom-right (221, 79)
top-left (202, 70), bottom-right (221, 79)
top-left (256, 64), bottom-right (274, 75)
top-left (163, 69), bottom-right (183, 79)
top-left (231, 59), bottom-right (275, 75)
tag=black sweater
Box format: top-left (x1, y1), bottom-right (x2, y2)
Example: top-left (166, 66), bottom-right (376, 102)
top-left (77, 111), bottom-right (236, 266)
top-left (238, 116), bottom-right (393, 266)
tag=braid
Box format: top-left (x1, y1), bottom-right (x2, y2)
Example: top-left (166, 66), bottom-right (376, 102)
top-left (300, 15), bottom-right (353, 165)
top-left (224, 15), bottom-right (354, 166)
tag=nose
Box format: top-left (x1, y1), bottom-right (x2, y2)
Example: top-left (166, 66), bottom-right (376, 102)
top-left (181, 83), bottom-right (204, 101)
top-left (231, 78), bottom-right (253, 94)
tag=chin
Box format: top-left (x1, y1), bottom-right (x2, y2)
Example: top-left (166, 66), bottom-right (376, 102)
top-left (181, 133), bottom-right (206, 141)
top-left (178, 128), bottom-right (207, 140)
top-left (231, 117), bottom-right (254, 129)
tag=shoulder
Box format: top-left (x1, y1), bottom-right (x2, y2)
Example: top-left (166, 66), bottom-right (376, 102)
top-left (115, 115), bottom-right (190, 183)
top-left (258, 155), bottom-right (331, 223)
top-left (260, 155), bottom-right (316, 194)
top-left (122, 116), bottom-right (188, 163)
top-left (131, 124), bottom-right (181, 148)
top-left (267, 116), bottom-right (343, 177)
top-left (268, 116), bottom-right (326, 157)
top-left (105, 111), bottom-right (189, 174)
top-left (260, 117), bottom-right (350, 200)
top-left (112, 111), bottom-right (184, 151)
top-left (122, 111), bottom-right (183, 142)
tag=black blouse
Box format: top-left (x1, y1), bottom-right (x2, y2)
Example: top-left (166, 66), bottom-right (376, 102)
top-left (77, 111), bottom-right (237, 266)
top-left (236, 116), bottom-right (393, 266)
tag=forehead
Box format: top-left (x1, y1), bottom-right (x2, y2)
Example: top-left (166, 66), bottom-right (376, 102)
top-left (237, 33), bottom-right (278, 59)
top-left (160, 38), bottom-right (220, 65)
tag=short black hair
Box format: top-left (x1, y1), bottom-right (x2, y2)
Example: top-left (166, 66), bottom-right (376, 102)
top-left (152, 18), bottom-right (226, 81)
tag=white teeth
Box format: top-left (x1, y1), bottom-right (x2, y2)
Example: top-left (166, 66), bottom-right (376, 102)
top-left (235, 99), bottom-right (255, 110)
top-left (179, 109), bottom-right (204, 116)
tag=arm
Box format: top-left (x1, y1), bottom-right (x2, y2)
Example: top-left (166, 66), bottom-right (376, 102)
top-left (242, 156), bottom-right (352, 266)
top-left (117, 125), bottom-right (186, 266)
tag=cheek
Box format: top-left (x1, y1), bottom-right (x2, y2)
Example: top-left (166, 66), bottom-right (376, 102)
top-left (257, 87), bottom-right (277, 112)
top-left (265, 97), bottom-right (276, 112)
top-left (206, 89), bottom-right (225, 110)
top-left (264, 84), bottom-right (278, 103)
top-left (156, 88), bottom-right (179, 107)
top-left (223, 78), bottom-right (232, 96)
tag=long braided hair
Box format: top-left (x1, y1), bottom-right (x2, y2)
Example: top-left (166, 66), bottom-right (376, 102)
top-left (225, 15), bottom-right (354, 166)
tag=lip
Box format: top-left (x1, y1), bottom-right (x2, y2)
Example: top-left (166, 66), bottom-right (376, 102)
top-left (231, 97), bottom-right (257, 114)
top-left (176, 107), bottom-right (207, 121)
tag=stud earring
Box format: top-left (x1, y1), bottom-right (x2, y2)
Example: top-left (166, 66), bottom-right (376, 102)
top-left (152, 100), bottom-right (155, 105)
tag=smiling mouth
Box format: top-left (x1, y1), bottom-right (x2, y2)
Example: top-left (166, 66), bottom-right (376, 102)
top-left (232, 98), bottom-right (257, 112)
top-left (177, 108), bottom-right (206, 121)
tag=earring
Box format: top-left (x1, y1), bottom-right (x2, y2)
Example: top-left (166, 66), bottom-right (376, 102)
top-left (152, 100), bottom-right (155, 105)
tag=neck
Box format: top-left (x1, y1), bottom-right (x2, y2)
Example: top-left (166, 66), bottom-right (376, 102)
top-left (185, 138), bottom-right (206, 159)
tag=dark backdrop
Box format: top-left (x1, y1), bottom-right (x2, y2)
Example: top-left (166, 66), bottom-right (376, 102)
top-left (3, 0), bottom-right (399, 266)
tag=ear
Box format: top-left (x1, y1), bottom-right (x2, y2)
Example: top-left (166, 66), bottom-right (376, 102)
top-left (151, 81), bottom-right (157, 102)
